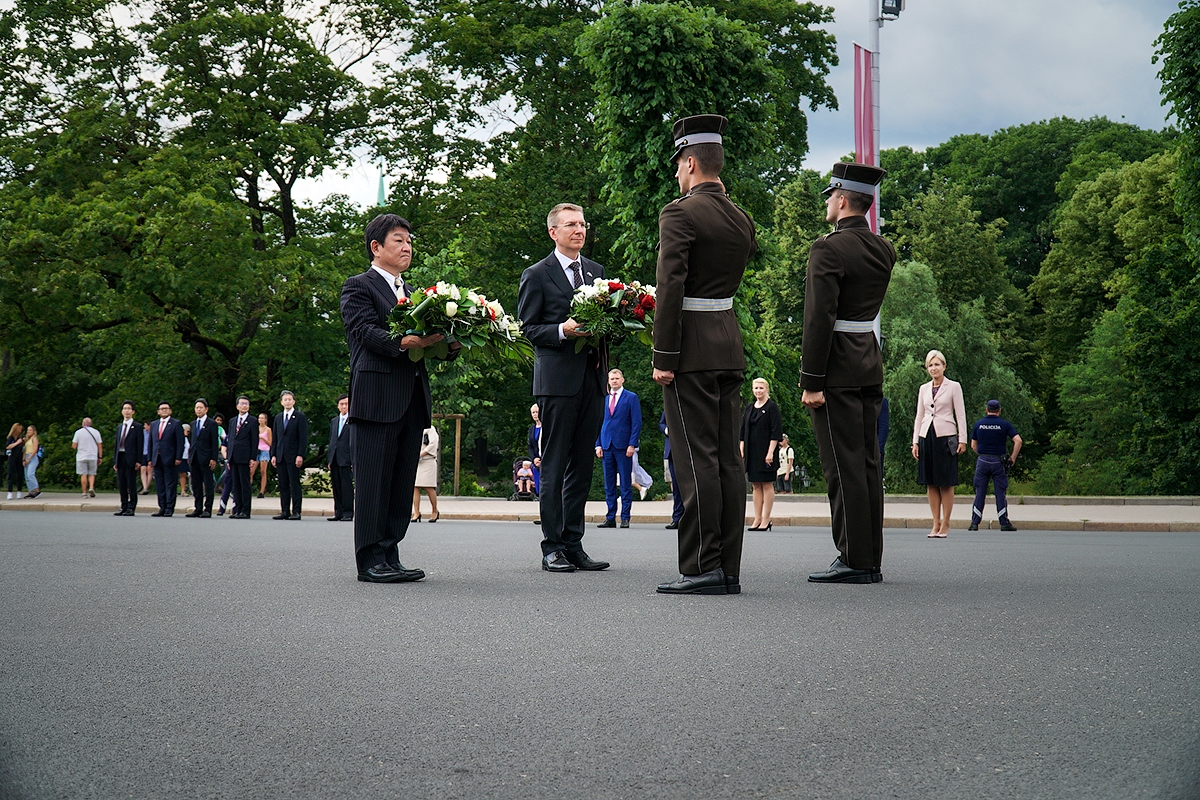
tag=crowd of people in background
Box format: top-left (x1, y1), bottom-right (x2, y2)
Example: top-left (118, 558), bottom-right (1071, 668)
top-left (2, 392), bottom-right (367, 525)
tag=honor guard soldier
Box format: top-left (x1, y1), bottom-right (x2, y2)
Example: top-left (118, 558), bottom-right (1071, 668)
top-left (652, 114), bottom-right (758, 595)
top-left (801, 162), bottom-right (896, 584)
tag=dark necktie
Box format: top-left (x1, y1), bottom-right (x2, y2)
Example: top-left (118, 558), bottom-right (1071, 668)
top-left (570, 261), bottom-right (583, 289)
top-left (284, 413), bottom-right (289, 431)
top-left (119, 422), bottom-right (128, 448)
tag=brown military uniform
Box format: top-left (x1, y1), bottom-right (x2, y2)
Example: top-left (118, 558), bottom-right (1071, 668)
top-left (654, 182), bottom-right (757, 576)
top-left (800, 214), bottom-right (896, 570)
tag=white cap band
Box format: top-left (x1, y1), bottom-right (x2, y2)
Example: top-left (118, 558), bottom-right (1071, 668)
top-left (674, 132), bottom-right (723, 149)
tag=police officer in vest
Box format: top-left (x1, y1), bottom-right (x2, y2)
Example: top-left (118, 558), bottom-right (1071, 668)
top-left (969, 399), bottom-right (1021, 531)
top-left (801, 162), bottom-right (895, 584)
top-left (653, 114), bottom-right (757, 595)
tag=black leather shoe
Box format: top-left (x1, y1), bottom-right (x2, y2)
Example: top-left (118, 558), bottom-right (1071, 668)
top-left (114, 510), bottom-right (127, 516)
top-left (327, 516), bottom-right (341, 522)
top-left (1000, 522), bottom-right (1017, 531)
top-left (163, 512), bottom-right (173, 517)
top-left (808, 557), bottom-right (874, 584)
top-left (596, 519), bottom-right (616, 528)
top-left (968, 523), bottom-right (979, 531)
top-left (341, 515), bottom-right (353, 522)
top-left (358, 563), bottom-right (405, 583)
top-left (665, 520), bottom-right (679, 529)
top-left (565, 551), bottom-right (610, 571)
top-left (150, 511), bottom-right (165, 517)
top-left (289, 513), bottom-right (302, 520)
top-left (542, 551), bottom-right (576, 572)
top-left (870, 568), bottom-right (883, 583)
top-left (657, 568), bottom-right (727, 595)
top-left (385, 562), bottom-right (425, 582)
top-left (185, 511), bottom-right (201, 518)
top-left (272, 513), bottom-right (289, 520)
top-left (231, 512), bottom-right (249, 520)
top-left (217, 507), bottom-right (226, 516)
top-left (619, 520), bottom-right (630, 528)
top-left (200, 511), bottom-right (212, 518)
top-left (726, 575), bottom-right (741, 594)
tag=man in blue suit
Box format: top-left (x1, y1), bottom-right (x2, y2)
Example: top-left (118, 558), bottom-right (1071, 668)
top-left (595, 369), bottom-right (641, 528)
top-left (149, 401), bottom-right (185, 517)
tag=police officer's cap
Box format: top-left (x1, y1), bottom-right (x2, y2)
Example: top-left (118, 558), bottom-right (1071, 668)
top-left (986, 399), bottom-right (1001, 412)
top-left (671, 114), bottom-right (728, 162)
top-left (821, 162), bottom-right (887, 197)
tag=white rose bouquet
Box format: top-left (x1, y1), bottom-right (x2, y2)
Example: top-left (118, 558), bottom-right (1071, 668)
top-left (389, 281), bottom-right (533, 363)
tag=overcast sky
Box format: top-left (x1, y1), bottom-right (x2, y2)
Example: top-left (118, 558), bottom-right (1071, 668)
top-left (802, 0), bottom-right (1180, 171)
top-left (297, 0), bottom-right (1182, 208)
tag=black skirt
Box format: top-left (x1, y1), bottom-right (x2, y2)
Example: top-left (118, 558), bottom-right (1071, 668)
top-left (918, 433), bottom-right (959, 487)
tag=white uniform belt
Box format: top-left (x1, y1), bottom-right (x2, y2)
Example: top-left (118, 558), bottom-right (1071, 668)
top-left (832, 319), bottom-right (875, 333)
top-left (681, 296), bottom-right (733, 311)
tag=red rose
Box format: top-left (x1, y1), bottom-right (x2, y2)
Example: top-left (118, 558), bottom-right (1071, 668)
top-left (633, 307), bottom-right (646, 322)
top-left (397, 296), bottom-right (410, 306)
top-left (639, 295), bottom-right (655, 310)
top-left (425, 287), bottom-right (436, 296)
top-left (608, 281), bottom-right (624, 292)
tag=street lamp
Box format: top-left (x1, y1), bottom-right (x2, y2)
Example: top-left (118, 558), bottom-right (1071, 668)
top-left (881, 0), bottom-right (904, 20)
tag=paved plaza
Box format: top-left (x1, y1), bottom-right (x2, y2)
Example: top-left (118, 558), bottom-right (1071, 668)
top-left (0, 513), bottom-right (1197, 799)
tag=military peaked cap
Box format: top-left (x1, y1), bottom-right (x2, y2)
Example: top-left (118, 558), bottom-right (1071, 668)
top-left (671, 114), bottom-right (728, 162)
top-left (821, 162), bottom-right (887, 196)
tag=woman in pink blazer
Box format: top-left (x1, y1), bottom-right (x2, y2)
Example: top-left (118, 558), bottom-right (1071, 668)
top-left (910, 350), bottom-right (966, 538)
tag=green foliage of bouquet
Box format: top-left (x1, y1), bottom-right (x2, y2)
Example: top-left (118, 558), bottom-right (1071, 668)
top-left (569, 278), bottom-right (656, 353)
top-left (389, 281), bottom-right (534, 364)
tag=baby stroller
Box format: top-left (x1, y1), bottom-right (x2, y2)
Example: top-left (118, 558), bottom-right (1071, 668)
top-left (508, 458), bottom-right (538, 501)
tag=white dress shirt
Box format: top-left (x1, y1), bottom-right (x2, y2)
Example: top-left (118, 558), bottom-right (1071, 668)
top-left (554, 249), bottom-right (585, 341)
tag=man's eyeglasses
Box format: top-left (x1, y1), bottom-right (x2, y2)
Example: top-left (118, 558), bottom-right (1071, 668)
top-left (554, 221), bottom-right (590, 231)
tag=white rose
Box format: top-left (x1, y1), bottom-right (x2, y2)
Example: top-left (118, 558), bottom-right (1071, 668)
top-left (450, 285), bottom-right (462, 300)
top-left (445, 301), bottom-right (459, 317)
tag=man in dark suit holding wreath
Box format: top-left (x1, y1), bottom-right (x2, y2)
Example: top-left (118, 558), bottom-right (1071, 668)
top-left (340, 213), bottom-right (455, 583)
top-left (517, 203), bottom-right (611, 574)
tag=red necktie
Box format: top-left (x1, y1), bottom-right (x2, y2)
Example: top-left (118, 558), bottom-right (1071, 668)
top-left (119, 423), bottom-right (128, 448)
top-left (158, 420), bottom-right (165, 440)
top-left (609, 393), bottom-right (617, 414)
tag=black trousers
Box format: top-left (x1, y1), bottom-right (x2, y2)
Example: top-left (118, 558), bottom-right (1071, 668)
top-left (808, 384), bottom-right (884, 570)
top-left (230, 460), bottom-right (252, 516)
top-left (116, 453), bottom-right (139, 511)
top-left (278, 457), bottom-right (303, 515)
top-left (662, 369), bottom-right (746, 576)
top-left (330, 462), bottom-right (354, 518)
top-left (191, 459), bottom-right (215, 514)
top-left (536, 374), bottom-right (605, 558)
top-left (352, 392), bottom-right (426, 574)
top-left (153, 459), bottom-right (179, 513)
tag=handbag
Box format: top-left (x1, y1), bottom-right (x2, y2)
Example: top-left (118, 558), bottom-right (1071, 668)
top-left (946, 437), bottom-right (958, 458)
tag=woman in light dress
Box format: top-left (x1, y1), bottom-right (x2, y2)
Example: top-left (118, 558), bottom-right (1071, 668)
top-left (412, 425), bottom-right (440, 523)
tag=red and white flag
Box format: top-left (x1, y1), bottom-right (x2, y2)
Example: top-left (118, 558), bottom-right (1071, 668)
top-left (854, 43), bottom-right (879, 233)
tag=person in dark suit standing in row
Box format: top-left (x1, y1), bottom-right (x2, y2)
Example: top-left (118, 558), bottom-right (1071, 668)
top-left (653, 114), bottom-right (758, 595)
top-left (113, 401), bottom-right (144, 516)
top-left (327, 394), bottom-right (354, 522)
top-left (226, 395), bottom-right (256, 519)
top-left (150, 401), bottom-right (185, 517)
top-left (341, 213), bottom-right (455, 583)
top-left (595, 368), bottom-right (641, 529)
top-left (801, 162), bottom-right (895, 584)
top-left (186, 398), bottom-right (219, 518)
top-left (517, 202), bottom-right (610, 574)
top-left (271, 390), bottom-right (308, 521)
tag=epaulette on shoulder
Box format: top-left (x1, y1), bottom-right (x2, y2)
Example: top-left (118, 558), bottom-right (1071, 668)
top-left (670, 194), bottom-right (692, 206)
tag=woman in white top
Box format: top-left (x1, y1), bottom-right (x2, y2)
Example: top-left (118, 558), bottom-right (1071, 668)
top-left (910, 350), bottom-right (966, 538)
top-left (412, 425), bottom-right (440, 522)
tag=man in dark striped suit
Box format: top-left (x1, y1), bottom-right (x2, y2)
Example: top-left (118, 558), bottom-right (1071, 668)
top-left (340, 214), bottom-right (456, 583)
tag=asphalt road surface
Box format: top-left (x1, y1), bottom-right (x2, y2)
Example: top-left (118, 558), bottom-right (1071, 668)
top-left (1, 514), bottom-right (1197, 800)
